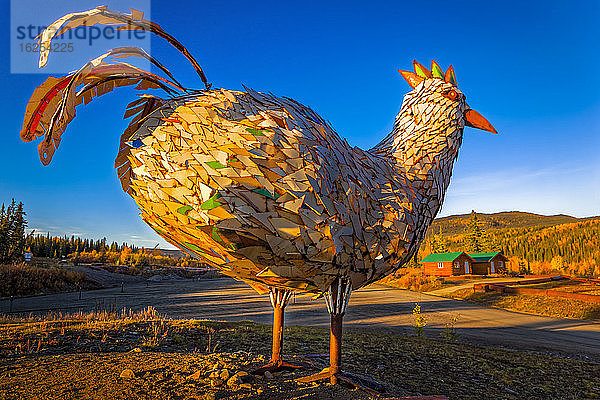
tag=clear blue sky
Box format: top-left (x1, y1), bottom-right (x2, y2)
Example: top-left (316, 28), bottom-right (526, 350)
top-left (1, 0), bottom-right (599, 249)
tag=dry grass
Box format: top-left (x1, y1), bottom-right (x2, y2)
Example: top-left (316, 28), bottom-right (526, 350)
top-left (379, 268), bottom-right (444, 292)
top-left (517, 280), bottom-right (600, 295)
top-left (0, 263), bottom-right (100, 297)
top-left (1, 310), bottom-right (599, 399)
top-left (449, 288), bottom-right (600, 320)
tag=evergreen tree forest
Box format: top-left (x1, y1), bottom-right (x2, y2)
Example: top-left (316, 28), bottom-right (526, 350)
top-left (427, 227), bottom-right (449, 253)
top-left (0, 199), bottom-right (204, 268)
top-left (26, 233), bottom-right (139, 260)
top-left (0, 199), bottom-right (27, 263)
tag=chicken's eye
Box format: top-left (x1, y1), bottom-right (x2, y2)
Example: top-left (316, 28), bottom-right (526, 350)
top-left (443, 90), bottom-right (460, 101)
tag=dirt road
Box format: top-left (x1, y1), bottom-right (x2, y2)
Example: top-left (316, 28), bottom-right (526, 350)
top-left (2, 277), bottom-right (599, 360)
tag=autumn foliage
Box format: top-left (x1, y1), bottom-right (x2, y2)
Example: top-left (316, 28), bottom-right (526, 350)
top-left (419, 215), bottom-right (600, 278)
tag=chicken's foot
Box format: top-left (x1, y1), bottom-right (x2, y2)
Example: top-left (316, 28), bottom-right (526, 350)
top-left (252, 288), bottom-right (303, 375)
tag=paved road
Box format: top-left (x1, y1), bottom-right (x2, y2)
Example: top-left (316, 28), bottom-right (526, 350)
top-left (2, 277), bottom-right (599, 360)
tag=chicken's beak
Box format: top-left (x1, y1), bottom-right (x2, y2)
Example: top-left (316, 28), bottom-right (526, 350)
top-left (464, 108), bottom-right (497, 134)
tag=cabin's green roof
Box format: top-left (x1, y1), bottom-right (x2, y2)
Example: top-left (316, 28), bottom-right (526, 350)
top-left (420, 252), bottom-right (465, 263)
top-left (468, 252), bottom-right (502, 262)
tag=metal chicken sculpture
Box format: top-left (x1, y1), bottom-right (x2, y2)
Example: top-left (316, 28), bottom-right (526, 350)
top-left (21, 7), bottom-right (497, 387)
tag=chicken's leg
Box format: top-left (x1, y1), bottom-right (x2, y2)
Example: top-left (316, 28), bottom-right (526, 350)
top-left (296, 278), bottom-right (382, 394)
top-left (296, 277), bottom-right (351, 384)
top-left (253, 287), bottom-right (302, 375)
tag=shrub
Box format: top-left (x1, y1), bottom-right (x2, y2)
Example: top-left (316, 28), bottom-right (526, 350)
top-left (441, 314), bottom-right (460, 341)
top-left (0, 263), bottom-right (98, 297)
top-left (381, 267), bottom-right (444, 292)
top-left (412, 303), bottom-right (427, 337)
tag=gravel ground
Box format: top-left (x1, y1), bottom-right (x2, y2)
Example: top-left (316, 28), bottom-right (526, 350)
top-left (1, 317), bottom-right (598, 400)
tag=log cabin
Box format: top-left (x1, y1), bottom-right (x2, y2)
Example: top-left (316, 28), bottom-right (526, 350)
top-left (420, 252), bottom-right (476, 276)
top-left (468, 251), bottom-right (508, 275)
top-left (420, 251), bottom-right (508, 276)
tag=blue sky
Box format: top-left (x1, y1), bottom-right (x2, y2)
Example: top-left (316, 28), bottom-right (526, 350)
top-left (1, 0), bottom-right (599, 249)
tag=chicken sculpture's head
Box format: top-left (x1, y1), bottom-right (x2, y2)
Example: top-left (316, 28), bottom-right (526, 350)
top-left (378, 60), bottom-right (498, 166)
top-left (397, 61), bottom-right (496, 141)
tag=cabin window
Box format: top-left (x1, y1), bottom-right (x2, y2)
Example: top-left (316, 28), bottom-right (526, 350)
top-left (499, 261), bottom-right (504, 268)
top-left (454, 261), bottom-right (459, 269)
top-left (437, 262), bottom-right (444, 269)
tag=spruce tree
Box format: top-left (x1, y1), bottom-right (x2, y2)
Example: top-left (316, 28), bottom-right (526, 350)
top-left (0, 204), bottom-right (7, 261)
top-left (464, 211), bottom-right (487, 253)
top-left (9, 202), bottom-right (27, 261)
top-left (429, 227), bottom-right (449, 253)
top-left (0, 200), bottom-right (27, 262)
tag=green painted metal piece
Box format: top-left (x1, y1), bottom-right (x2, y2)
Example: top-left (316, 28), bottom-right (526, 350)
top-left (200, 193), bottom-right (223, 209)
top-left (151, 226), bottom-right (165, 235)
top-left (206, 160), bottom-right (227, 170)
top-left (177, 205), bottom-right (193, 215)
top-left (414, 64), bottom-right (429, 79)
top-left (431, 63), bottom-right (444, 79)
top-left (447, 69), bottom-right (457, 86)
top-left (211, 226), bottom-right (224, 243)
top-left (246, 127), bottom-right (266, 136)
top-left (183, 242), bottom-right (210, 255)
top-left (210, 226), bottom-right (237, 251)
top-left (252, 187), bottom-right (279, 200)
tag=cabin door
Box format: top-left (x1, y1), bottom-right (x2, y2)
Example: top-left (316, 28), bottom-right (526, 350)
top-left (464, 261), bottom-right (469, 274)
top-left (490, 261), bottom-right (495, 274)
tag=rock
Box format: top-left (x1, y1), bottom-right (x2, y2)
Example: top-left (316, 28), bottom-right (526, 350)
top-left (219, 369), bottom-right (230, 380)
top-left (264, 371), bottom-right (273, 380)
top-left (120, 369), bottom-right (135, 379)
top-left (234, 371), bottom-right (250, 383)
top-left (209, 370), bottom-right (220, 378)
top-left (188, 370), bottom-right (203, 380)
top-left (227, 375), bottom-right (241, 387)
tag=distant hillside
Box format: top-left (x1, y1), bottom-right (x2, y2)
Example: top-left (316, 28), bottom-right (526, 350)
top-left (417, 211), bottom-right (600, 277)
top-left (427, 211), bottom-right (595, 237)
